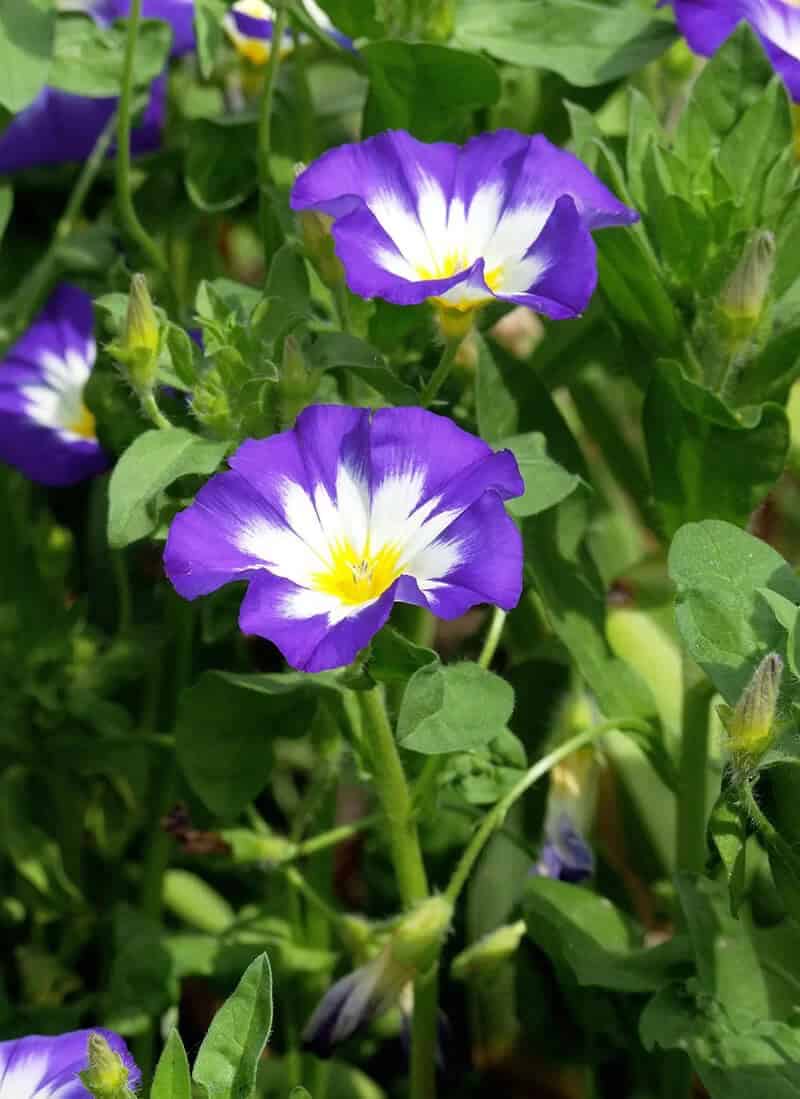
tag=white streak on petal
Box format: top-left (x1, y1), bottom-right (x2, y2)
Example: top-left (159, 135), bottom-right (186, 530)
top-left (237, 515), bottom-right (322, 587)
top-left (484, 203), bottom-right (551, 269)
top-left (416, 175), bottom-right (450, 270)
top-left (368, 190), bottom-right (434, 271)
top-left (407, 534), bottom-right (464, 586)
top-left (463, 183), bottom-right (504, 260)
top-left (498, 252), bottom-right (550, 295)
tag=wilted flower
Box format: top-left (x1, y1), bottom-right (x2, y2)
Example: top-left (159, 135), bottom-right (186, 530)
top-left (164, 405), bottom-right (523, 671)
top-left (533, 747), bottom-right (598, 884)
top-left (0, 80), bottom-right (165, 175)
top-left (667, 0), bottom-right (800, 100)
top-left (291, 129), bottom-right (637, 320)
top-left (0, 285), bottom-right (108, 486)
top-left (93, 0), bottom-right (197, 56)
top-left (0, 1029), bottom-right (139, 1099)
top-left (303, 897), bottom-right (452, 1056)
top-left (224, 0), bottom-right (352, 65)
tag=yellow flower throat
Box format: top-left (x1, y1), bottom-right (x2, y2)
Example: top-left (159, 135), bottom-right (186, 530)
top-left (313, 539), bottom-right (403, 605)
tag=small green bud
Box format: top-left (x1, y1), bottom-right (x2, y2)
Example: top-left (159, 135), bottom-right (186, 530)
top-left (220, 828), bottom-right (297, 865)
top-left (662, 38), bottom-right (696, 80)
top-left (391, 895), bottom-right (453, 970)
top-left (107, 274), bottom-right (164, 410)
top-left (278, 335), bottom-right (321, 427)
top-left (424, 0), bottom-right (455, 40)
top-left (451, 920), bottom-right (526, 980)
top-left (719, 652), bottom-right (783, 765)
top-left (190, 367), bottom-right (235, 439)
top-left (79, 1033), bottom-right (132, 1099)
top-left (719, 230), bottom-right (776, 341)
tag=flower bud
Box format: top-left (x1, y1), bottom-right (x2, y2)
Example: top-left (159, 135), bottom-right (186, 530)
top-left (391, 895), bottom-right (453, 971)
top-left (295, 195), bottom-right (344, 289)
top-left (533, 739), bottom-right (598, 885)
top-left (79, 1033), bottom-right (134, 1099)
top-left (719, 230), bottom-right (776, 341)
top-left (719, 652), bottom-right (783, 765)
top-left (424, 0), bottom-right (456, 40)
top-left (451, 920), bottom-right (526, 981)
top-left (107, 274), bottom-right (162, 400)
top-left (279, 335), bottom-right (321, 427)
top-left (220, 827), bottom-right (297, 865)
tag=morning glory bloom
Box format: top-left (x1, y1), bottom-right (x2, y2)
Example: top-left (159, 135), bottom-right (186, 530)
top-left (164, 405), bottom-right (524, 672)
top-left (291, 130), bottom-right (638, 319)
top-left (533, 748), bottom-right (597, 884)
top-left (0, 285), bottom-right (108, 486)
top-left (224, 0), bottom-right (352, 64)
top-left (0, 1029), bottom-right (139, 1099)
top-left (667, 0), bottom-right (800, 100)
top-left (0, 79), bottom-right (165, 175)
top-left (94, 0), bottom-right (197, 57)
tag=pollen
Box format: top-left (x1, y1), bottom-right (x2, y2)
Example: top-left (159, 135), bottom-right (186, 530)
top-left (313, 539), bottom-right (403, 605)
top-left (68, 402), bottom-right (97, 440)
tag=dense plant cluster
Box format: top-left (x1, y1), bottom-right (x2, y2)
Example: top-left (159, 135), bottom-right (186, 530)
top-left (4, 2), bottom-right (800, 1099)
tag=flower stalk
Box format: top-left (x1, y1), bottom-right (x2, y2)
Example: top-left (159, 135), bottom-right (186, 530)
top-left (115, 0), bottom-right (169, 276)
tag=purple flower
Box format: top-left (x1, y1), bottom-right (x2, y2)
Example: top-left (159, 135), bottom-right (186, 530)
top-left (164, 405), bottom-right (524, 672)
top-left (0, 77), bottom-right (165, 175)
top-left (303, 949), bottom-right (412, 1056)
top-left (290, 130), bottom-right (638, 319)
top-left (667, 0), bottom-right (800, 100)
top-left (0, 1029), bottom-right (139, 1099)
top-left (224, 0), bottom-right (352, 63)
top-left (532, 747), bottom-right (598, 885)
top-left (534, 812), bottom-right (595, 884)
top-left (93, 0), bottom-right (196, 57)
top-left (0, 285), bottom-right (109, 486)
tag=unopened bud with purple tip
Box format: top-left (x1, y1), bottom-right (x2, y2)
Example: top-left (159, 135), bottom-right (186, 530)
top-left (533, 740), bottom-right (598, 885)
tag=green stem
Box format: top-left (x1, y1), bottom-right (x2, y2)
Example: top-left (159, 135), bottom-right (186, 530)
top-left (257, 1), bottom-right (289, 268)
top-left (115, 0), bottom-right (168, 275)
top-left (360, 686), bottom-right (428, 905)
top-left (445, 719), bottom-right (649, 905)
top-left (420, 337), bottom-right (462, 408)
top-left (140, 392), bottom-right (173, 430)
top-left (676, 658), bottom-right (713, 875)
top-left (0, 113), bottom-right (117, 347)
top-left (477, 608), bottom-right (506, 669)
top-left (333, 281), bottom-right (352, 333)
top-left (284, 865), bottom-right (342, 928)
top-left (359, 686), bottom-right (436, 1099)
top-left (292, 813), bottom-right (379, 859)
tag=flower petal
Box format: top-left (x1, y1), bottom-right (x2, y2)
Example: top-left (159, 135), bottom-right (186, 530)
top-left (0, 79), bottom-right (164, 174)
top-left (494, 194), bottom-right (599, 319)
top-left (239, 571), bottom-right (398, 671)
top-left (398, 492), bottom-right (523, 618)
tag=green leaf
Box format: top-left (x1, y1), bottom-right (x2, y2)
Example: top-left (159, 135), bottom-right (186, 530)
top-left (185, 116), bottom-right (258, 213)
top-left (475, 333), bottom-right (518, 443)
top-left (643, 363), bottom-right (789, 538)
top-left (675, 23), bottom-right (776, 155)
top-left (501, 433), bottom-right (581, 519)
top-left (308, 333), bottom-right (418, 405)
top-left (193, 953), bottom-right (273, 1099)
top-left (368, 627), bottom-right (438, 686)
top-left (0, 0), bottom-right (53, 113)
top-left (454, 0), bottom-right (676, 86)
top-left (709, 791), bottom-right (747, 917)
top-left (397, 662), bottom-right (515, 755)
top-left (641, 982), bottom-right (800, 1099)
top-left (151, 1029), bottom-right (192, 1099)
top-left (669, 519), bottom-right (800, 703)
top-left (0, 766), bottom-right (81, 908)
top-left (524, 492), bottom-right (656, 721)
top-left (193, 0), bottom-right (229, 78)
top-left (717, 78), bottom-right (793, 221)
top-left (50, 15), bottom-right (170, 97)
top-left (104, 905), bottom-right (176, 1035)
top-left (107, 428), bottom-right (228, 549)
top-left (0, 184), bottom-right (13, 248)
top-left (176, 672), bottom-right (321, 816)
top-left (362, 41), bottom-right (500, 141)
top-left (523, 877), bottom-right (690, 993)
top-left (311, 0), bottom-right (383, 37)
